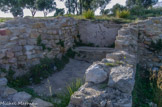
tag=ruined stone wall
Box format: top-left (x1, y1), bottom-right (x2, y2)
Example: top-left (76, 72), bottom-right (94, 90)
top-left (68, 17), bottom-right (162, 107)
top-left (137, 17), bottom-right (162, 71)
top-left (0, 17), bottom-right (78, 75)
top-left (78, 20), bottom-right (122, 47)
top-left (68, 23), bottom-right (138, 107)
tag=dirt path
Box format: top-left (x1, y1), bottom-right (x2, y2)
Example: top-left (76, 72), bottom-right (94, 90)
top-left (28, 59), bottom-right (91, 96)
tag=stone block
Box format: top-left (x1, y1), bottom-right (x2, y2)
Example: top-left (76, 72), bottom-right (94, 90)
top-left (108, 66), bottom-right (135, 94)
top-left (86, 64), bottom-right (108, 84)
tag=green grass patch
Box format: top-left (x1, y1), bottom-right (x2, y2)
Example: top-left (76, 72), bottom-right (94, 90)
top-left (0, 18), bottom-right (12, 23)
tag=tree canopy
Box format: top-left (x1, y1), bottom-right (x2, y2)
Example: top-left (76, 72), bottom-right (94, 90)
top-left (0, 0), bottom-right (25, 17)
top-left (126, 0), bottom-right (159, 8)
top-left (36, 0), bottom-right (57, 17)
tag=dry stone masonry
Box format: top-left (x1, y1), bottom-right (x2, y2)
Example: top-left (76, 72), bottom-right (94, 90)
top-left (68, 17), bottom-right (162, 107)
top-left (0, 16), bottom-right (162, 107)
top-left (0, 17), bottom-right (78, 75)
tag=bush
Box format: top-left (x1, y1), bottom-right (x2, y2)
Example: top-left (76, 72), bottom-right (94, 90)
top-left (83, 9), bottom-right (95, 19)
top-left (116, 10), bottom-right (130, 18)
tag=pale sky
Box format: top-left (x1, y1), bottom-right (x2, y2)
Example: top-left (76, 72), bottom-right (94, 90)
top-left (0, 0), bottom-right (161, 17)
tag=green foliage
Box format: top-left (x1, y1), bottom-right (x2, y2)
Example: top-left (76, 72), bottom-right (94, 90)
top-left (116, 10), bottom-right (130, 18)
top-left (0, 0), bottom-right (24, 17)
top-left (132, 65), bottom-right (162, 107)
top-left (149, 39), bottom-right (162, 53)
top-left (105, 61), bottom-right (124, 67)
top-left (126, 0), bottom-right (158, 8)
top-left (129, 6), bottom-right (162, 19)
top-left (0, 18), bottom-right (12, 22)
top-left (100, 9), bottom-right (110, 15)
top-left (83, 9), bottom-right (95, 19)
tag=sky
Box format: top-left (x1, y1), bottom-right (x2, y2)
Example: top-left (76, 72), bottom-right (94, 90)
top-left (0, 0), bottom-right (161, 17)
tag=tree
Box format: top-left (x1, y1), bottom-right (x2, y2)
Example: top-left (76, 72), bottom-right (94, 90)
top-left (63, 0), bottom-right (111, 15)
top-left (126, 0), bottom-right (159, 8)
top-left (36, 0), bottom-right (56, 17)
top-left (0, 0), bottom-right (24, 17)
top-left (54, 8), bottom-right (65, 16)
top-left (100, 9), bottom-right (110, 15)
top-left (82, 0), bottom-right (111, 11)
top-left (24, 0), bottom-right (37, 17)
top-left (111, 3), bottom-right (127, 15)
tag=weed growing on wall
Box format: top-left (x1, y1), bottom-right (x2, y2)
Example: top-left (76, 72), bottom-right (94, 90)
top-left (53, 79), bottom-right (83, 107)
top-left (37, 35), bottom-right (52, 51)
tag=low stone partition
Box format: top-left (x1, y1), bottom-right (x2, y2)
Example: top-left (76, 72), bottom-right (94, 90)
top-left (68, 22), bottom-right (138, 107)
top-left (74, 46), bottom-right (115, 62)
top-left (0, 17), bottom-right (78, 75)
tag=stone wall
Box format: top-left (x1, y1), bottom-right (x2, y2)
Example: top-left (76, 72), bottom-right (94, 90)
top-left (0, 17), bottom-right (78, 75)
top-left (68, 17), bottom-right (162, 107)
top-left (78, 20), bottom-right (122, 47)
top-left (137, 17), bottom-right (162, 70)
top-left (68, 24), bottom-right (138, 107)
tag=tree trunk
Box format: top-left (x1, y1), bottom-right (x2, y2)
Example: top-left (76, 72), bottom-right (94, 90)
top-left (68, 0), bottom-right (71, 14)
top-left (75, 0), bottom-right (78, 15)
top-left (43, 11), bottom-right (48, 17)
top-left (79, 0), bottom-right (82, 14)
top-left (30, 10), bottom-right (36, 17)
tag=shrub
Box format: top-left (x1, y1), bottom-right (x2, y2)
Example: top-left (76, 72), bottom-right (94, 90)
top-left (116, 10), bottom-right (130, 18)
top-left (83, 9), bottom-right (95, 19)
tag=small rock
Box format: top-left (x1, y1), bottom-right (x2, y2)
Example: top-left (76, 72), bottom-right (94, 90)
top-left (12, 92), bottom-right (32, 102)
top-left (30, 98), bottom-right (53, 107)
top-left (0, 78), bottom-right (8, 86)
top-left (2, 87), bottom-right (17, 97)
top-left (106, 101), bottom-right (113, 107)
